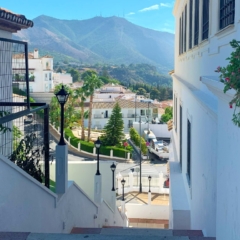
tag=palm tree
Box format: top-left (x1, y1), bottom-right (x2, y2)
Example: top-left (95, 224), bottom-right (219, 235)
top-left (82, 70), bottom-right (103, 141)
top-left (74, 87), bottom-right (87, 140)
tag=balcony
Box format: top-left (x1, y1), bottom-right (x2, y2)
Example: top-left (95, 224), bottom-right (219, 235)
top-left (127, 114), bottom-right (136, 118)
top-left (94, 114), bottom-right (103, 119)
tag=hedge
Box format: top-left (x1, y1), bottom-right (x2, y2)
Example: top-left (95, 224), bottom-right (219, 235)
top-left (64, 128), bottom-right (131, 158)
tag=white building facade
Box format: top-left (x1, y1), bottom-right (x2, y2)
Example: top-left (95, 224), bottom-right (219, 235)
top-left (13, 49), bottom-right (54, 93)
top-left (170, 0), bottom-right (240, 239)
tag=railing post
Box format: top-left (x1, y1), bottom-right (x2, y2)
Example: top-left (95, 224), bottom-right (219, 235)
top-left (68, 137), bottom-right (71, 144)
top-left (110, 149), bottom-right (113, 157)
top-left (78, 142), bottom-right (81, 151)
top-left (93, 147), bottom-right (96, 155)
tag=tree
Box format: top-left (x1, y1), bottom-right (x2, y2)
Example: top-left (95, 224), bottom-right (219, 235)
top-left (101, 102), bottom-right (125, 146)
top-left (67, 68), bottom-right (80, 82)
top-left (82, 70), bottom-right (103, 141)
top-left (74, 87), bottom-right (87, 140)
top-left (161, 106), bottom-right (173, 123)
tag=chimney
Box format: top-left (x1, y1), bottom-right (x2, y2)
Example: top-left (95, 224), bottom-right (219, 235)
top-left (33, 49), bottom-right (39, 59)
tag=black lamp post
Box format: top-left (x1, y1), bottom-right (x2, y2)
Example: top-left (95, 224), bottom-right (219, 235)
top-left (55, 85), bottom-right (69, 145)
top-left (94, 137), bottom-right (101, 175)
top-left (110, 162), bottom-right (116, 191)
top-left (121, 179), bottom-right (126, 201)
top-left (148, 175), bottom-right (152, 192)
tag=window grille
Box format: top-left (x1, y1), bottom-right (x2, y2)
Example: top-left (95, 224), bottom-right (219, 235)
top-left (189, 0), bottom-right (193, 49)
top-left (202, 0), bottom-right (209, 40)
top-left (180, 105), bottom-right (183, 170)
top-left (220, 0), bottom-right (235, 29)
top-left (179, 17), bottom-right (182, 55)
top-left (187, 119), bottom-right (191, 184)
top-left (184, 5), bottom-right (187, 52)
top-left (194, 0), bottom-right (199, 46)
top-left (182, 12), bottom-right (184, 53)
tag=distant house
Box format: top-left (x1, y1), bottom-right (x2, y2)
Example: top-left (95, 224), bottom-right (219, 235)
top-left (12, 49), bottom-right (54, 92)
top-left (53, 72), bottom-right (73, 86)
top-left (86, 96), bottom-right (159, 132)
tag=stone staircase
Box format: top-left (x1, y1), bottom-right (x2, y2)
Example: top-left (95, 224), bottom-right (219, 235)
top-left (0, 228), bottom-right (216, 240)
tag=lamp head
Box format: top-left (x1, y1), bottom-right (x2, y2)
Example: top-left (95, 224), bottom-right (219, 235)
top-left (148, 175), bottom-right (152, 181)
top-left (94, 137), bottom-right (101, 148)
top-left (110, 162), bottom-right (116, 172)
top-left (121, 179), bottom-right (126, 186)
top-left (55, 85), bottom-right (69, 104)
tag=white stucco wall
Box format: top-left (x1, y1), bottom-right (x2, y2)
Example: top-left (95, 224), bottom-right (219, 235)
top-left (125, 204), bottom-right (169, 220)
top-left (0, 29), bottom-right (12, 38)
top-left (171, 0), bottom-right (240, 237)
top-left (0, 154), bottom-right (98, 233)
top-left (50, 161), bottom-right (115, 207)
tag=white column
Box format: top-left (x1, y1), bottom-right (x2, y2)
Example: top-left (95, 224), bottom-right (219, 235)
top-left (78, 142), bottom-right (81, 151)
top-left (159, 172), bottom-right (164, 194)
top-left (94, 174), bottom-right (102, 205)
top-left (148, 191), bottom-right (152, 205)
top-left (55, 144), bottom-right (68, 194)
top-left (93, 147), bottom-right (96, 155)
top-left (127, 152), bottom-right (130, 160)
top-left (110, 150), bottom-right (113, 158)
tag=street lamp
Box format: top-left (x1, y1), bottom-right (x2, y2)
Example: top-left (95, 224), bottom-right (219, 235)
top-left (94, 137), bottom-right (101, 175)
top-left (110, 162), bottom-right (116, 191)
top-left (148, 175), bottom-right (152, 192)
top-left (55, 85), bottom-right (69, 145)
top-left (121, 178), bottom-right (126, 201)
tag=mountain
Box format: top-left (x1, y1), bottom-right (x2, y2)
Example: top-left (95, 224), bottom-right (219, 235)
top-left (14, 15), bottom-right (174, 73)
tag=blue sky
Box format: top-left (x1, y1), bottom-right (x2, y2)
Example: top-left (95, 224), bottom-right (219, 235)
top-left (2, 0), bottom-right (175, 33)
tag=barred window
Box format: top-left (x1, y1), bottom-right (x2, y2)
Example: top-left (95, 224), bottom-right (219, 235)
top-left (179, 17), bottom-right (182, 55)
top-left (189, 0), bottom-right (193, 49)
top-left (202, 0), bottom-right (209, 40)
top-left (194, 0), bottom-right (199, 46)
top-left (220, 0), bottom-right (235, 29)
top-left (182, 12), bottom-right (184, 53)
top-left (184, 5), bottom-right (187, 52)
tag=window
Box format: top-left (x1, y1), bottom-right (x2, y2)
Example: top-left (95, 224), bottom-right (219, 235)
top-left (194, 0), bottom-right (199, 46)
top-left (187, 119), bottom-right (191, 184)
top-left (49, 73), bottom-right (52, 80)
top-left (184, 5), bottom-right (187, 52)
top-left (220, 0), bottom-right (235, 29)
top-left (45, 73), bottom-right (48, 80)
top-left (180, 105), bottom-right (183, 170)
top-left (189, 0), bottom-right (193, 49)
top-left (179, 17), bottom-right (182, 54)
top-left (140, 109), bottom-right (145, 116)
top-left (182, 12), bottom-right (184, 53)
top-left (202, 0), bottom-right (209, 40)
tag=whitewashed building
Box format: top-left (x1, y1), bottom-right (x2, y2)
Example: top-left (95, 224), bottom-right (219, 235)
top-left (88, 96), bottom-right (159, 132)
top-left (170, 0), bottom-right (240, 239)
top-left (53, 72), bottom-right (72, 85)
top-left (13, 49), bottom-right (54, 92)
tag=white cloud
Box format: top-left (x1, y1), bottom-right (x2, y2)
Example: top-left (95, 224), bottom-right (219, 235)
top-left (127, 12), bottom-right (135, 15)
top-left (160, 2), bottom-right (172, 7)
top-left (139, 5), bottom-right (159, 12)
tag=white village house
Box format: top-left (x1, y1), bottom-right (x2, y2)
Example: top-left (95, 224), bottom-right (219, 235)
top-left (170, 0), bottom-right (240, 239)
top-left (12, 49), bottom-right (54, 92)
